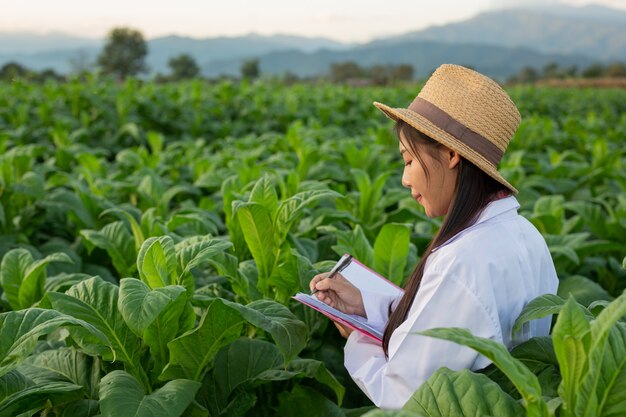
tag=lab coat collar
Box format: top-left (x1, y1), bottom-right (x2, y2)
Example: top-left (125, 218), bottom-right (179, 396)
top-left (431, 196), bottom-right (520, 252)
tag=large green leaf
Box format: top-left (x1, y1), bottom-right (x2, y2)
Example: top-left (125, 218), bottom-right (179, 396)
top-left (420, 328), bottom-right (548, 417)
top-left (332, 225), bottom-right (374, 267)
top-left (403, 368), bottom-right (524, 417)
top-left (137, 236), bottom-right (178, 289)
top-left (210, 338), bottom-right (283, 412)
top-left (249, 174), bottom-right (279, 218)
top-left (118, 278), bottom-right (191, 378)
top-left (0, 309), bottom-right (105, 378)
top-left (0, 249), bottom-right (73, 310)
top-left (175, 236), bottom-right (232, 294)
top-left (80, 221), bottom-right (135, 277)
top-left (254, 359), bottom-right (345, 404)
top-left (551, 296), bottom-right (591, 415)
top-left (47, 277), bottom-right (148, 388)
top-left (99, 370), bottom-right (200, 417)
top-left (18, 347), bottom-right (101, 399)
top-left (513, 294), bottom-right (569, 334)
top-left (58, 399), bottom-right (99, 417)
top-left (481, 337), bottom-right (561, 399)
top-left (221, 298), bottom-right (307, 363)
top-left (373, 223), bottom-right (410, 285)
top-left (160, 298), bottom-right (244, 381)
top-left (276, 385), bottom-right (345, 417)
top-left (557, 275), bottom-right (613, 308)
top-left (575, 291), bottom-right (626, 417)
top-left (275, 189), bottom-right (342, 243)
top-left (234, 201), bottom-right (276, 290)
top-left (101, 207), bottom-right (145, 252)
top-left (0, 379), bottom-right (83, 417)
top-left (118, 278), bottom-right (186, 335)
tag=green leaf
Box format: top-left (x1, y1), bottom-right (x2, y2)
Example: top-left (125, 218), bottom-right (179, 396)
top-left (249, 174), bottom-right (279, 218)
top-left (211, 338), bottom-right (283, 411)
top-left (99, 370), bottom-right (200, 417)
top-left (551, 296), bottom-right (591, 414)
top-left (362, 410), bottom-right (424, 417)
top-left (557, 275), bottom-right (613, 308)
top-left (513, 294), bottom-right (567, 334)
top-left (47, 277), bottom-right (148, 388)
top-left (261, 359), bottom-right (345, 405)
top-left (160, 298), bottom-right (244, 381)
top-left (234, 201), bottom-right (276, 289)
top-left (137, 236), bottom-right (178, 289)
top-left (275, 189), bottom-right (342, 243)
top-left (0, 309), bottom-right (106, 378)
top-left (403, 368), bottom-right (525, 417)
top-left (221, 299), bottom-right (308, 363)
top-left (0, 380), bottom-right (83, 417)
top-left (373, 223), bottom-right (410, 285)
top-left (175, 236), bottom-right (232, 294)
top-left (277, 385), bottom-right (345, 417)
top-left (118, 278), bottom-right (186, 335)
top-left (576, 291), bottom-right (626, 417)
top-left (0, 249), bottom-right (73, 310)
top-left (58, 399), bottom-right (99, 417)
top-left (420, 328), bottom-right (548, 417)
top-left (101, 207), bottom-right (145, 252)
top-left (333, 225), bottom-right (374, 267)
top-left (80, 221), bottom-right (135, 277)
top-left (18, 347), bottom-right (101, 399)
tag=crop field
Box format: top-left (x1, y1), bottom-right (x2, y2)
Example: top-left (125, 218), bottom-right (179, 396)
top-left (0, 77), bottom-right (625, 416)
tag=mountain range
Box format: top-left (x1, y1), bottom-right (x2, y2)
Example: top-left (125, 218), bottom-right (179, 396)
top-left (1, 3), bottom-right (625, 80)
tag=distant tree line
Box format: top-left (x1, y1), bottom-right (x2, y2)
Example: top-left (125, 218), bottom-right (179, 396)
top-left (0, 26), bottom-right (418, 86)
top-left (508, 61), bottom-right (626, 84)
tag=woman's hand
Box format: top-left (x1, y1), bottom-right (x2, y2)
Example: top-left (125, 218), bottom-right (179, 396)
top-left (334, 322), bottom-right (354, 339)
top-left (309, 272), bottom-right (366, 317)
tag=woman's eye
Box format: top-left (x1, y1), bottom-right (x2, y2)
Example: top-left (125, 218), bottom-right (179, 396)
top-left (404, 160), bottom-right (412, 167)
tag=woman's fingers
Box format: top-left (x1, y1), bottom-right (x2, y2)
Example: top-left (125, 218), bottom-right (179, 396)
top-left (309, 272), bottom-right (329, 291)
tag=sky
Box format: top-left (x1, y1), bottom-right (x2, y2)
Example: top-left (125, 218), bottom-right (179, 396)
top-left (2, 0), bottom-right (626, 42)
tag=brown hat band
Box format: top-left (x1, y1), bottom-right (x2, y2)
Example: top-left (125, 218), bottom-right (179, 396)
top-left (408, 97), bottom-right (503, 166)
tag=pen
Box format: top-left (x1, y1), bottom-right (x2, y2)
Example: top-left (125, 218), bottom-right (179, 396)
top-left (311, 254), bottom-right (353, 295)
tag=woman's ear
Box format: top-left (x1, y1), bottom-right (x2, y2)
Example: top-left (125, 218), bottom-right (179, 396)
top-left (448, 149), bottom-right (461, 169)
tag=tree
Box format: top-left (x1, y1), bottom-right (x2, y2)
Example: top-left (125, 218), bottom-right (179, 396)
top-left (241, 59), bottom-right (260, 80)
top-left (330, 61), bottom-right (362, 83)
top-left (604, 62), bottom-right (626, 77)
top-left (390, 64), bottom-right (414, 83)
top-left (542, 62), bottom-right (561, 79)
top-left (516, 66), bottom-right (539, 84)
top-left (168, 54), bottom-right (200, 80)
top-left (98, 27), bottom-right (148, 80)
top-left (581, 63), bottom-right (604, 78)
top-left (0, 62), bottom-right (29, 81)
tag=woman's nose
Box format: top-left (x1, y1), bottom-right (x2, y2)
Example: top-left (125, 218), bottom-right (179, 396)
top-left (401, 172), bottom-right (410, 189)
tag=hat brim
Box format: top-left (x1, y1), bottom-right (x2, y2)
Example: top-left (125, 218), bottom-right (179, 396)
top-left (373, 101), bottom-right (518, 195)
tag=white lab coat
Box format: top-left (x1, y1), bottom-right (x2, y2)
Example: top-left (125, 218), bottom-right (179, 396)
top-left (343, 196), bottom-right (559, 409)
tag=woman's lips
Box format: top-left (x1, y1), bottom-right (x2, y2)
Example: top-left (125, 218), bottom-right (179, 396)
top-left (412, 193), bottom-right (422, 203)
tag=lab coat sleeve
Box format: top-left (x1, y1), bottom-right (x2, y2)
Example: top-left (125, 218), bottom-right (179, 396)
top-left (343, 266), bottom-right (500, 409)
top-left (360, 288), bottom-right (401, 330)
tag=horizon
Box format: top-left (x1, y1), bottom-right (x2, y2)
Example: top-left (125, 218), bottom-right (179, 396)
top-left (2, 0), bottom-right (625, 43)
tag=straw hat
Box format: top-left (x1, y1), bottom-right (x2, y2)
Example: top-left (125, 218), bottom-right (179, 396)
top-left (374, 64), bottom-right (521, 194)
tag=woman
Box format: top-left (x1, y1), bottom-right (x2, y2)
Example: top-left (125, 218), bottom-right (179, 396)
top-left (310, 64), bottom-right (559, 409)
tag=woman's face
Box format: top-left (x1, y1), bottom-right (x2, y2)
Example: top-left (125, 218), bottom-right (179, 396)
top-left (399, 133), bottom-right (460, 218)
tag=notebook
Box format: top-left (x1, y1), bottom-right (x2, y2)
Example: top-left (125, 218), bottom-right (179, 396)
top-left (293, 254), bottom-right (404, 344)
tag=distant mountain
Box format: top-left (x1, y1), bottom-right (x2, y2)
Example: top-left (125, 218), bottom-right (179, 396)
top-left (205, 40), bottom-right (594, 80)
top-left (0, 33), bottom-right (349, 74)
top-left (147, 34), bottom-right (349, 73)
top-left (0, 32), bottom-right (102, 54)
top-left (372, 4), bottom-right (626, 61)
top-left (1, 3), bottom-right (625, 79)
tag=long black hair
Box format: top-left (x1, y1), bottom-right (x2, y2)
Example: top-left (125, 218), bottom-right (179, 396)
top-left (382, 119), bottom-right (508, 357)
